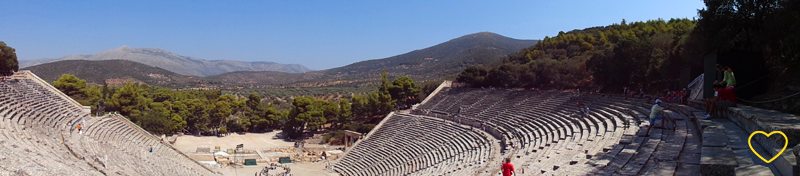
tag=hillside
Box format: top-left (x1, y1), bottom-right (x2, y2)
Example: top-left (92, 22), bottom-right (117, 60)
top-left (325, 32), bottom-right (537, 81)
top-left (21, 46), bottom-right (311, 76)
top-left (205, 70), bottom-right (326, 87)
top-left (455, 19), bottom-right (698, 90)
top-left (211, 32), bottom-right (538, 87)
top-left (24, 60), bottom-right (206, 87)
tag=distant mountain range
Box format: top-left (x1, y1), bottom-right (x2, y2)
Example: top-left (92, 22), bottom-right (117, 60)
top-left (20, 46), bottom-right (311, 76)
top-left (212, 32), bottom-right (539, 87)
top-left (25, 60), bottom-right (204, 87)
top-left (24, 32), bottom-right (538, 88)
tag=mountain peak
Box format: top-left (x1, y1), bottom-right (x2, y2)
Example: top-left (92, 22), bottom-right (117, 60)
top-left (115, 45), bottom-right (131, 51)
top-left (450, 32), bottom-right (516, 43)
top-left (465, 31), bottom-right (503, 37)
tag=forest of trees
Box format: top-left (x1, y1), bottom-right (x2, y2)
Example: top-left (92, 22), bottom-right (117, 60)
top-left (54, 70), bottom-right (421, 139)
top-left (458, 0), bottom-right (799, 92)
top-left (457, 18), bottom-right (697, 89)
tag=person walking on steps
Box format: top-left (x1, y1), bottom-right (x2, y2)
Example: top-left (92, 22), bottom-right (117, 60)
top-left (644, 99), bottom-right (674, 137)
top-left (502, 158), bottom-right (515, 176)
top-left (77, 124), bottom-right (82, 135)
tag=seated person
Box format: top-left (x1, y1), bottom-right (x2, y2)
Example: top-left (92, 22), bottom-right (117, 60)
top-left (704, 83), bottom-right (722, 119)
top-left (714, 84), bottom-right (738, 116)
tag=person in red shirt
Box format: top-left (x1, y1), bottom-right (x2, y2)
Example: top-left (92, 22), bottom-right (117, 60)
top-left (502, 158), bottom-right (515, 176)
top-left (717, 86), bottom-right (737, 103)
top-left (710, 85), bottom-right (737, 118)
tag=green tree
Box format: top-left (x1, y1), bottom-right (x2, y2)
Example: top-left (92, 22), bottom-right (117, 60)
top-left (351, 95), bottom-right (369, 120)
top-left (337, 99), bottom-right (352, 129)
top-left (319, 100), bottom-right (340, 128)
top-left (246, 93), bottom-right (262, 110)
top-left (53, 74), bottom-right (88, 97)
top-left (181, 98), bottom-right (210, 133)
top-left (389, 76), bottom-right (420, 109)
top-left (456, 66), bottom-right (488, 87)
top-left (170, 114), bottom-right (187, 133)
top-left (283, 96), bottom-right (326, 138)
top-left (209, 99), bottom-right (232, 130)
top-left (376, 70), bottom-right (395, 114)
top-left (111, 82), bottom-right (143, 121)
top-left (52, 75), bottom-right (105, 112)
top-left (0, 42), bottom-right (18, 76)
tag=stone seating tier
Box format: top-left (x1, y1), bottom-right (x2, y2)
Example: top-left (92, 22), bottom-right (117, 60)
top-left (0, 76), bottom-right (218, 176)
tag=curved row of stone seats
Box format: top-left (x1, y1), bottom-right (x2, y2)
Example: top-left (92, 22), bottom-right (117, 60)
top-left (552, 95), bottom-right (698, 175)
top-left (354, 86), bottom-right (697, 175)
top-left (413, 88), bottom-right (571, 151)
top-left (2, 79), bottom-right (87, 131)
top-left (411, 88), bottom-right (635, 175)
top-left (333, 114), bottom-right (492, 176)
top-left (71, 114), bottom-right (216, 176)
top-left (1, 76), bottom-right (219, 176)
top-left (0, 79), bottom-right (104, 175)
top-left (422, 91), bottom-right (636, 175)
top-left (522, 102), bottom-right (630, 175)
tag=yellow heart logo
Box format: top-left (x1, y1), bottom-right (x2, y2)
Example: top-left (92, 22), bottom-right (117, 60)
top-left (748, 131), bottom-right (788, 163)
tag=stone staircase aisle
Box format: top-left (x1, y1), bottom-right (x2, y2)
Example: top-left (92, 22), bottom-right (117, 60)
top-left (701, 118), bottom-right (781, 176)
top-left (566, 95), bottom-right (704, 176)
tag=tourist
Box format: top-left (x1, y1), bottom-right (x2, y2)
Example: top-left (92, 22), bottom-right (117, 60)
top-left (680, 88), bottom-right (688, 104)
top-left (673, 91), bottom-right (680, 102)
top-left (501, 158), bottom-right (515, 176)
top-left (624, 87), bottom-right (628, 97)
top-left (77, 124), bottom-right (82, 135)
top-left (722, 65), bottom-right (737, 87)
top-left (150, 146), bottom-right (153, 153)
top-left (639, 89), bottom-right (645, 98)
top-left (714, 84), bottom-right (738, 117)
top-left (704, 83), bottom-right (725, 119)
top-left (579, 109), bottom-right (586, 118)
top-left (644, 99), bottom-right (672, 137)
top-left (665, 91), bottom-right (671, 101)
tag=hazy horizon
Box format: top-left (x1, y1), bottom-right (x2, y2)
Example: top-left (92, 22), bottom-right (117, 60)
top-left (2, 0), bottom-right (704, 70)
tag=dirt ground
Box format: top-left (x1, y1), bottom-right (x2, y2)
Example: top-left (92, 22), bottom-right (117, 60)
top-left (174, 131), bottom-right (339, 176)
top-left (214, 162), bottom-right (338, 176)
top-left (173, 131), bottom-right (295, 153)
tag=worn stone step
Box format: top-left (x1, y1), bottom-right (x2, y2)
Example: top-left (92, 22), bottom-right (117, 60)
top-left (735, 165), bottom-right (774, 176)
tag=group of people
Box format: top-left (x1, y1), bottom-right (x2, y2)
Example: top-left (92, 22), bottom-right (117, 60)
top-left (259, 163), bottom-right (292, 176)
top-left (623, 87), bottom-right (646, 98)
top-left (663, 88), bottom-right (690, 104)
top-left (703, 65), bottom-right (737, 119)
top-left (579, 106), bottom-right (590, 119)
top-left (530, 87), bottom-right (542, 95)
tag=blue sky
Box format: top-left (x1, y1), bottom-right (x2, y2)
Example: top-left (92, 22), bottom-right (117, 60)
top-left (2, 0), bottom-right (704, 70)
